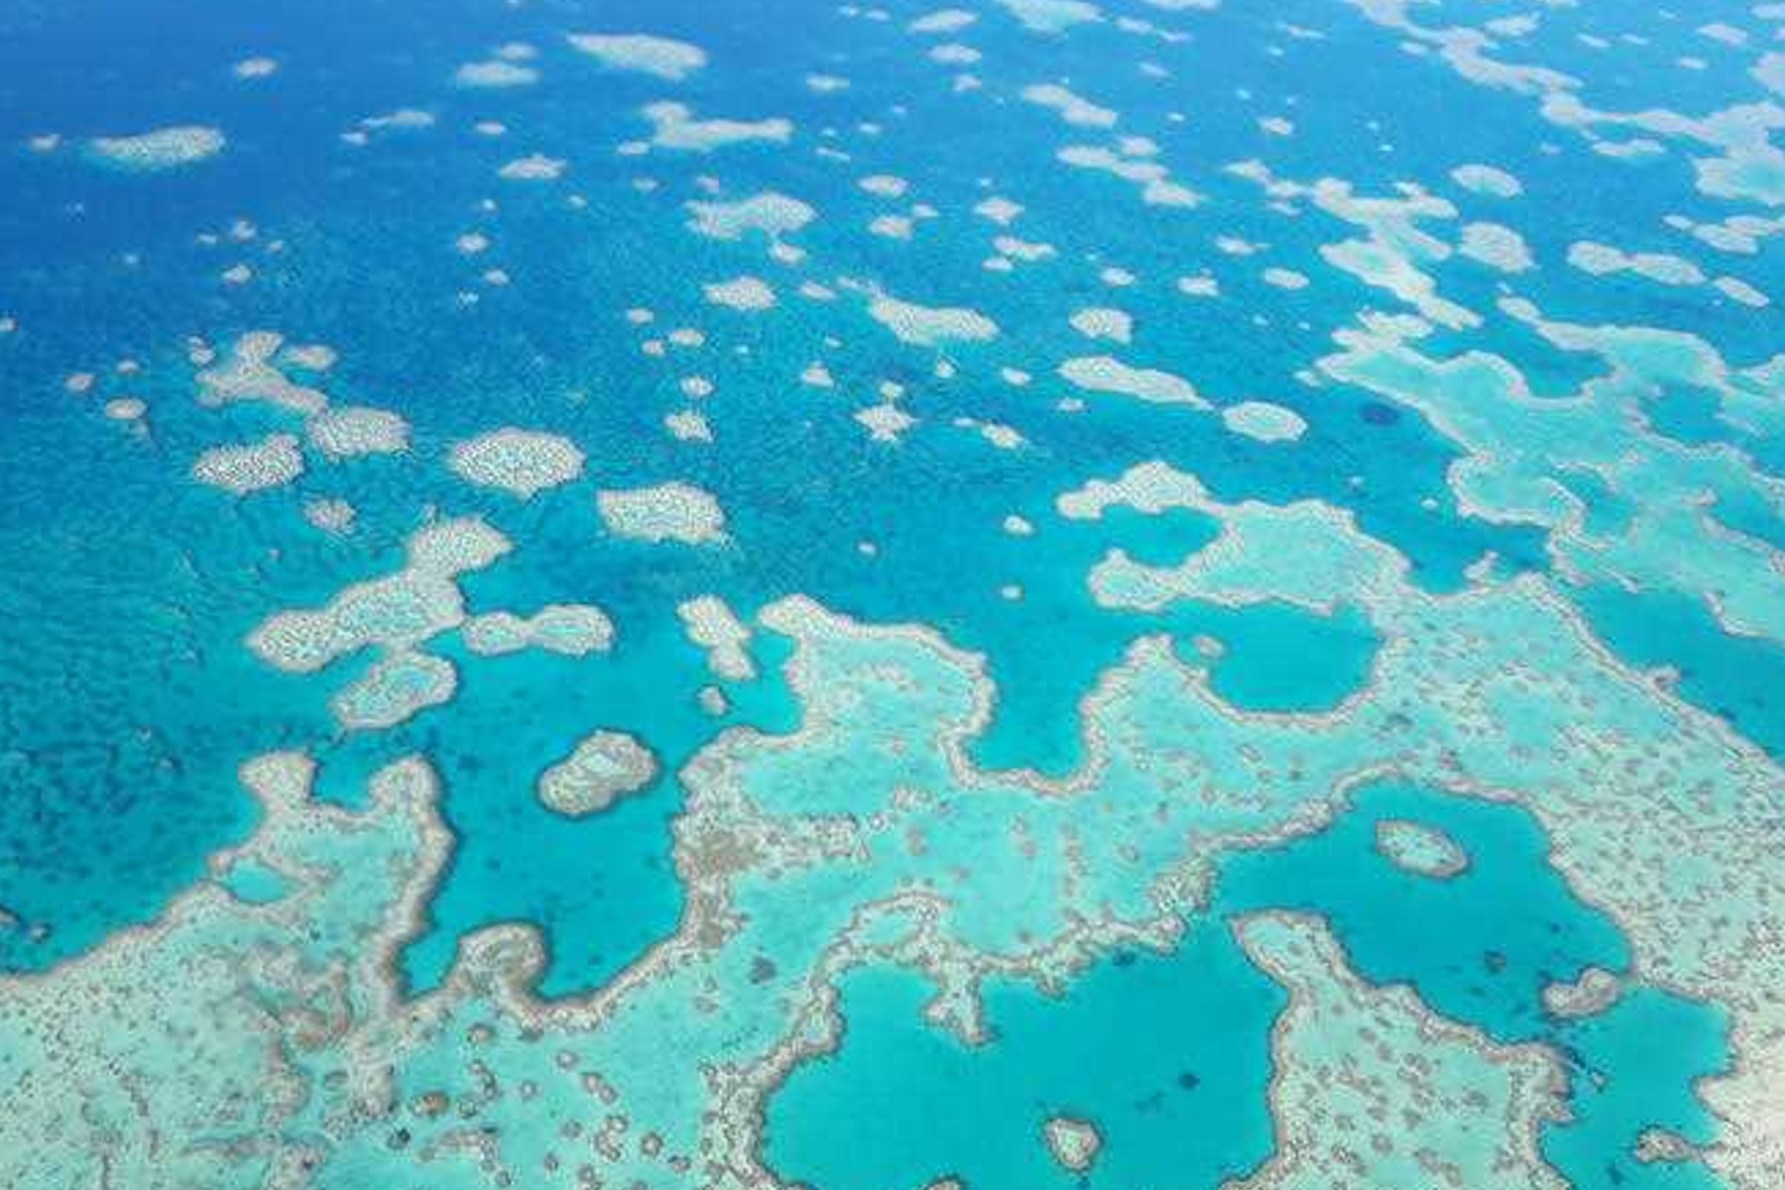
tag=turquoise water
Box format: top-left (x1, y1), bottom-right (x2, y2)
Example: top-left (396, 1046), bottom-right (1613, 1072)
top-left (767, 919), bottom-right (1286, 1190)
top-left (1219, 783), bottom-right (1730, 1189)
top-left (770, 783), bottom-right (1732, 1189)
top-left (215, 857), bottom-right (290, 905)
top-left (0, 0), bottom-right (1779, 1183)
top-left (1577, 583), bottom-right (1785, 759)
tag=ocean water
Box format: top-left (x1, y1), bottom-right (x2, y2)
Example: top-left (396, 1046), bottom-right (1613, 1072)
top-left (0, 0), bottom-right (1781, 1186)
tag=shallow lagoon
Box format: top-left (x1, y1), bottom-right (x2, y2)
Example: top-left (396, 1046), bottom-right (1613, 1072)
top-left (769, 783), bottom-right (1732, 1189)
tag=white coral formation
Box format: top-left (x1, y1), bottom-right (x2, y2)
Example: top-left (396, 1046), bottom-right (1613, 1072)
top-left (499, 154), bottom-right (566, 181)
top-left (859, 174), bottom-right (909, 198)
top-left (1542, 967), bottom-right (1623, 1019)
top-left (280, 343), bottom-right (337, 371)
top-left (86, 125), bottom-right (225, 170)
top-left (704, 276), bottom-right (777, 311)
top-left (685, 192), bottom-right (815, 241)
top-left (303, 498), bottom-right (357, 534)
top-left (665, 410), bottom-right (713, 442)
top-left (193, 333), bottom-right (413, 485)
top-left (1222, 400), bottom-right (1307, 443)
top-left (331, 651), bottom-right (457, 730)
top-left (1058, 355), bottom-right (1206, 408)
top-left (449, 429), bottom-right (586, 498)
top-left (463, 605), bottom-right (615, 657)
top-left (1567, 241), bottom-right (1705, 286)
top-left (307, 405), bottom-right (410, 459)
top-left (908, 8), bottom-right (977, 33)
top-left (1043, 1117), bottom-right (1103, 1173)
top-left (1022, 83), bottom-right (1117, 128)
top-left (856, 402), bottom-right (918, 443)
top-left (199, 332), bottom-right (330, 414)
top-left (191, 434), bottom-right (305, 495)
top-left (677, 595), bottom-right (755, 680)
top-left (537, 730), bottom-right (658, 816)
top-left (454, 60), bottom-right (539, 88)
top-left (640, 102), bottom-right (792, 152)
top-left (1460, 222), bottom-right (1534, 273)
top-left (1056, 459), bottom-right (1212, 520)
top-left (597, 482), bottom-right (728, 544)
top-left (567, 33), bottom-right (707, 80)
top-left (867, 293), bottom-right (999, 346)
top-left (248, 517), bottom-right (512, 673)
top-left (1068, 307), bottom-right (1133, 343)
top-left (0, 755), bottom-right (447, 1190)
top-left (1450, 162), bottom-right (1524, 198)
top-left (1233, 913), bottom-right (1565, 1190)
top-left (1374, 818), bottom-right (1470, 879)
top-left (1057, 143), bottom-right (1201, 208)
